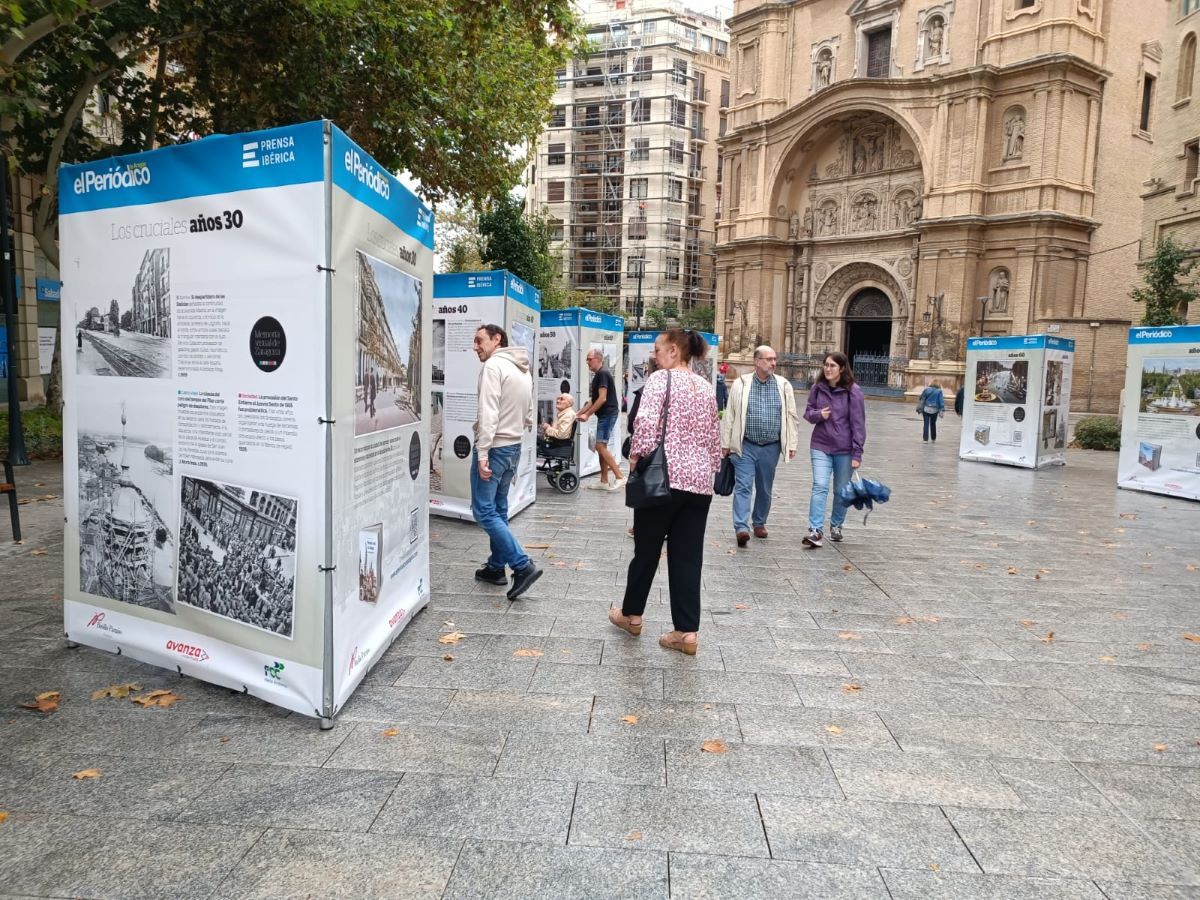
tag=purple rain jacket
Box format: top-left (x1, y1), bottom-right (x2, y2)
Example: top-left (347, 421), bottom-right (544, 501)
top-left (803, 380), bottom-right (867, 462)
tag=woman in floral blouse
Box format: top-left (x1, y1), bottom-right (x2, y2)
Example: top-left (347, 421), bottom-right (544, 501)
top-left (608, 329), bottom-right (721, 655)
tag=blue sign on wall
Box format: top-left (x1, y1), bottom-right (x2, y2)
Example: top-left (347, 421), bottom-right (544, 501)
top-left (36, 278), bottom-right (61, 302)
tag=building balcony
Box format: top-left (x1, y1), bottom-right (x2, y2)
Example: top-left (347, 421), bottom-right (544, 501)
top-left (691, 127), bottom-right (709, 144)
top-left (691, 88), bottom-right (711, 105)
top-left (688, 204), bottom-right (705, 219)
top-left (687, 166), bottom-right (706, 180)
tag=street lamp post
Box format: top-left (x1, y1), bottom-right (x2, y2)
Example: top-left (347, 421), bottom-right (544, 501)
top-left (1, 153), bottom-right (29, 466)
top-left (634, 264), bottom-right (644, 332)
top-left (976, 295), bottom-right (991, 338)
top-left (924, 292), bottom-right (943, 361)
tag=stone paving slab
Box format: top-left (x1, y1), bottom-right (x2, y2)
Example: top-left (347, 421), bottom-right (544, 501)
top-left (878, 711), bottom-right (1066, 760)
top-left (528, 661), bottom-right (664, 699)
top-left (323, 723), bottom-right (504, 776)
top-left (1075, 762), bottom-right (1200, 820)
top-left (668, 853), bottom-right (890, 899)
top-left (664, 738), bottom-right (841, 797)
top-left (880, 870), bottom-right (1107, 899)
top-left (437, 689), bottom-right (593, 733)
top-left (494, 729), bottom-right (666, 786)
top-left (826, 749), bottom-right (1026, 808)
top-left (989, 757), bottom-right (1120, 813)
top-left (735, 703), bottom-right (899, 750)
top-left (590, 697), bottom-right (742, 741)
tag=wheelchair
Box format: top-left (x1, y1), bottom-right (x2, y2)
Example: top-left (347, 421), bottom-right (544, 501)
top-left (536, 421), bottom-right (579, 494)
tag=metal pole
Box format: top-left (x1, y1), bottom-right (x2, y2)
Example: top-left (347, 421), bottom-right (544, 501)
top-left (977, 296), bottom-right (989, 338)
top-left (635, 267), bottom-right (643, 332)
top-left (1, 153), bottom-right (29, 466)
top-left (1087, 322), bottom-right (1100, 412)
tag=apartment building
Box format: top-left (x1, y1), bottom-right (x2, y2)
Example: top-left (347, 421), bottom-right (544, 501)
top-left (525, 0), bottom-right (731, 322)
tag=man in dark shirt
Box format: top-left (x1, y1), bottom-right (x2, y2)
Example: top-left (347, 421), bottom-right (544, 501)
top-left (577, 348), bottom-right (624, 490)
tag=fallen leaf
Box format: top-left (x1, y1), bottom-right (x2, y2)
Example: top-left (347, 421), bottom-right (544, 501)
top-left (842, 564), bottom-right (854, 572)
top-left (442, 654), bottom-right (454, 662)
top-left (929, 863), bottom-right (941, 872)
top-left (1041, 631), bottom-right (1055, 644)
top-left (130, 689), bottom-right (182, 708)
top-left (20, 691), bottom-right (60, 713)
top-left (1188, 564), bottom-right (1198, 572)
top-left (1019, 620), bottom-right (1037, 629)
top-left (894, 616), bottom-right (915, 625)
top-left (826, 725), bottom-right (844, 735)
top-left (1154, 743), bottom-right (1168, 753)
top-left (1119, 513), bottom-right (1138, 520)
top-left (1099, 655), bottom-right (1116, 663)
top-left (1027, 520), bottom-right (1038, 526)
top-left (916, 615), bottom-right (940, 624)
top-left (513, 648), bottom-right (544, 658)
top-left (621, 715), bottom-right (639, 725)
top-left (1034, 572), bottom-right (1042, 581)
top-left (525, 543), bottom-right (551, 550)
top-left (71, 769), bottom-right (102, 780)
top-left (700, 739), bottom-right (729, 754)
top-left (974, 563), bottom-right (988, 570)
top-left (381, 728), bottom-right (399, 737)
top-left (734, 603), bottom-right (750, 610)
top-left (1112, 612), bottom-right (1128, 621)
top-left (838, 632), bottom-right (862, 641)
top-left (1007, 567), bottom-right (1020, 575)
top-left (625, 830), bottom-right (644, 841)
top-left (34, 482), bottom-right (46, 487)
top-left (29, 549), bottom-right (47, 556)
top-left (219, 736), bottom-right (230, 743)
top-left (0, 812), bottom-right (7, 824)
top-left (1183, 634), bottom-right (1200, 643)
top-left (703, 704), bottom-right (713, 710)
top-left (842, 683), bottom-right (862, 694)
top-left (910, 523), bottom-right (928, 529)
top-left (1136, 643), bottom-right (1152, 651)
top-left (90, 682), bottom-right (141, 701)
top-left (438, 632), bottom-right (465, 645)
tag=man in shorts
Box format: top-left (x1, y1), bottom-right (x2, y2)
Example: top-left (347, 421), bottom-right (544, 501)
top-left (577, 348), bottom-right (624, 491)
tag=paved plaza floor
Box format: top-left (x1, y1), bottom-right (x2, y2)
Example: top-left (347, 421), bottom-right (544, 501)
top-left (1, 400), bottom-right (1198, 898)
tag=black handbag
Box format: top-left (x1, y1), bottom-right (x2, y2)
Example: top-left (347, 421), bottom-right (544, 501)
top-left (625, 374), bottom-right (672, 509)
top-left (713, 455), bottom-right (735, 496)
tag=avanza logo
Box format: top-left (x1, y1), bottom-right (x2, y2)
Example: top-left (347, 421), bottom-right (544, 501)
top-left (166, 639), bottom-right (210, 662)
top-left (388, 607), bottom-right (407, 629)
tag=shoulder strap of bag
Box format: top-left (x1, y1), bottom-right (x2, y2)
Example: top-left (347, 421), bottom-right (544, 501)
top-left (657, 371), bottom-right (672, 443)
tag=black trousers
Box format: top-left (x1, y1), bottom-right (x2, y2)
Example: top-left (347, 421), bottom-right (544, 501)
top-left (622, 489), bottom-right (712, 633)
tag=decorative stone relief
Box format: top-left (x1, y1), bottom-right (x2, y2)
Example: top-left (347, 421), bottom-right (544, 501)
top-left (816, 201), bottom-right (840, 236)
top-left (852, 129), bottom-right (886, 174)
top-left (813, 262), bottom-right (906, 319)
top-left (893, 190), bottom-right (920, 228)
top-left (1002, 107), bottom-right (1026, 162)
top-left (851, 192), bottom-right (880, 231)
top-left (989, 267), bottom-right (1011, 313)
top-left (896, 256), bottom-right (914, 278)
top-left (814, 262), bottom-right (830, 283)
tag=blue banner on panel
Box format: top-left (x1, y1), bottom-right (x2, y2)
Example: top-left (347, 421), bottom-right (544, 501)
top-left (504, 273), bottom-right (541, 311)
top-left (60, 121), bottom-right (326, 214)
top-left (1128, 324), bottom-right (1200, 345)
top-left (330, 126), bottom-right (433, 250)
top-left (578, 309), bottom-right (625, 333)
top-left (1046, 336), bottom-right (1075, 352)
top-left (627, 330), bottom-right (658, 344)
top-left (967, 335), bottom-right (1047, 351)
top-left (434, 270), bottom-right (538, 305)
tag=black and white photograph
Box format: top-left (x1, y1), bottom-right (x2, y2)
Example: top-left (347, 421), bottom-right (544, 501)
top-left (432, 318), bottom-right (446, 386)
top-left (510, 320), bottom-right (536, 361)
top-left (358, 524), bottom-right (383, 604)
top-left (1044, 360), bottom-right (1064, 407)
top-left (537, 328), bottom-right (575, 386)
top-left (690, 356), bottom-right (714, 382)
top-left (177, 476), bottom-right (298, 638)
top-left (430, 391), bottom-right (444, 493)
top-left (355, 249), bottom-right (422, 436)
top-left (78, 396), bottom-right (176, 612)
top-left (75, 247), bottom-right (172, 378)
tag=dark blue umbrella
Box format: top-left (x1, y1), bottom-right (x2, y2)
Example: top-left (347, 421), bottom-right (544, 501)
top-left (837, 473), bottom-right (892, 524)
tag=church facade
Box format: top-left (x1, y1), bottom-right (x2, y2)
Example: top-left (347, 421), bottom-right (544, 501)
top-left (717, 0), bottom-right (1168, 411)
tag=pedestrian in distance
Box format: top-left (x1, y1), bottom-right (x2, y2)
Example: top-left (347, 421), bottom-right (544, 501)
top-left (916, 379), bottom-right (946, 442)
top-left (715, 362), bottom-right (729, 412)
top-left (720, 345), bottom-right (799, 548)
top-left (577, 348), bottom-right (625, 491)
top-left (608, 329), bottom-right (721, 655)
top-left (470, 324), bottom-right (543, 601)
top-left (802, 351), bottom-right (866, 548)
top-left (954, 384), bottom-right (965, 417)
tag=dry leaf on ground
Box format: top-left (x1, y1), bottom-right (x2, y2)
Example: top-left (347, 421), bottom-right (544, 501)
top-left (838, 632), bottom-right (862, 641)
top-left (442, 654), bottom-right (454, 662)
top-left (20, 691), bottom-right (60, 713)
top-left (626, 830), bottom-right (644, 841)
top-left (381, 728), bottom-right (399, 737)
top-left (71, 769), bottom-right (102, 780)
top-left (131, 689), bottom-right (182, 708)
top-left (842, 564), bottom-right (854, 572)
top-left (513, 649), bottom-right (544, 658)
top-left (700, 739), bottom-right (729, 754)
top-left (438, 632), bottom-right (465, 645)
top-left (1019, 620), bottom-right (1037, 629)
top-left (894, 616), bottom-right (915, 625)
top-left (1099, 655), bottom-right (1116, 663)
top-left (1007, 567), bottom-right (1020, 575)
top-left (1136, 643), bottom-right (1152, 651)
top-left (915, 615), bottom-right (940, 624)
top-left (90, 682), bottom-right (141, 701)
top-left (29, 549), bottom-right (47, 556)
top-left (1154, 743), bottom-right (1168, 752)
top-left (219, 736), bottom-right (230, 743)
top-left (0, 812), bottom-right (7, 824)
top-left (1041, 631), bottom-right (1055, 644)
top-left (929, 863), bottom-right (941, 872)
top-left (1119, 513), bottom-right (1138, 520)
top-left (910, 523), bottom-right (928, 530)
top-left (525, 543), bottom-right (551, 550)
top-left (1187, 564), bottom-right (1198, 572)
top-left (974, 563), bottom-right (988, 570)
top-left (826, 725), bottom-right (845, 735)
top-left (842, 684), bottom-right (862, 694)
top-left (621, 715), bottom-right (639, 725)
top-left (734, 603), bottom-right (750, 610)
top-left (1182, 633), bottom-right (1200, 643)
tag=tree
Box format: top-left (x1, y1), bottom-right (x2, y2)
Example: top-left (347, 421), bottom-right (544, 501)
top-left (1132, 236), bottom-right (1198, 326)
top-left (436, 203), bottom-right (486, 274)
top-left (478, 194), bottom-right (557, 292)
top-left (681, 303), bottom-right (715, 332)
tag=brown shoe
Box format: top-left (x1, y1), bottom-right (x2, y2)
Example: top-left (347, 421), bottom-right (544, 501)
top-left (658, 631), bottom-right (698, 655)
top-left (608, 608), bottom-right (643, 636)
top-left (736, 531), bottom-right (750, 547)
top-left (753, 526), bottom-right (768, 539)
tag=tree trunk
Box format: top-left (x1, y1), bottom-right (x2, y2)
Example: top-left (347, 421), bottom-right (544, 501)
top-left (45, 327), bottom-right (63, 415)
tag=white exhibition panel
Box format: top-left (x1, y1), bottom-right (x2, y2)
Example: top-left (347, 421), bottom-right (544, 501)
top-left (1117, 325), bottom-right (1200, 502)
top-left (959, 335), bottom-right (1074, 470)
top-left (59, 121), bottom-right (433, 720)
top-left (430, 271), bottom-right (540, 521)
top-left (624, 330), bottom-right (719, 410)
top-left (539, 309), bottom-right (624, 478)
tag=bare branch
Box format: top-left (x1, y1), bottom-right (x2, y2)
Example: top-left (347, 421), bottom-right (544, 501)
top-left (0, 0), bottom-right (119, 67)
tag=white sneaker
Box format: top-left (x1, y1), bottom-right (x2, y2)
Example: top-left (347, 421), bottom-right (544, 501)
top-left (586, 481), bottom-right (609, 491)
top-left (606, 479), bottom-right (625, 492)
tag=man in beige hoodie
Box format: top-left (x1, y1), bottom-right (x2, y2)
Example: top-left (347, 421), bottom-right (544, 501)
top-left (471, 324), bottom-right (542, 601)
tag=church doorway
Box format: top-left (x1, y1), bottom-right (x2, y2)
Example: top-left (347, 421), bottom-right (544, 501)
top-left (843, 288), bottom-right (894, 390)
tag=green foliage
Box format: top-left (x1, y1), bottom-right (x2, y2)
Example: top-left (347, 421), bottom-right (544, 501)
top-left (1073, 415), bottom-right (1121, 451)
top-left (0, 405), bottom-right (63, 459)
top-left (478, 194), bottom-right (558, 292)
top-left (681, 304), bottom-right (715, 332)
top-left (1131, 236), bottom-right (1198, 326)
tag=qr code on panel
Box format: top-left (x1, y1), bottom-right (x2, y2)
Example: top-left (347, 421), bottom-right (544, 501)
top-left (1013, 431), bottom-right (1023, 442)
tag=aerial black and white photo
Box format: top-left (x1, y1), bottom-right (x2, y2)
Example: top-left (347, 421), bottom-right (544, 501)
top-left (75, 247), bottom-right (172, 378)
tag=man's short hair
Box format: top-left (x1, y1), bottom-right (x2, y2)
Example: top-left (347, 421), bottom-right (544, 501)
top-left (753, 345), bottom-right (776, 359)
top-left (478, 324), bottom-right (508, 347)
top-left (557, 393), bottom-right (575, 406)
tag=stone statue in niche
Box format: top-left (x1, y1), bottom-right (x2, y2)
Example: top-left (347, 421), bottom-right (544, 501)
top-left (788, 211), bottom-right (800, 238)
top-left (815, 51), bottom-right (832, 89)
top-left (852, 140), bottom-right (867, 175)
top-left (927, 17), bottom-right (944, 57)
top-left (869, 133), bottom-right (885, 171)
top-left (852, 194), bottom-right (879, 232)
top-left (803, 206), bottom-right (813, 236)
top-left (817, 203), bottom-right (839, 236)
top-left (1003, 111), bottom-right (1025, 162)
top-left (895, 193), bottom-right (917, 228)
top-left (853, 132), bottom-right (885, 174)
top-left (991, 269), bottom-right (1010, 313)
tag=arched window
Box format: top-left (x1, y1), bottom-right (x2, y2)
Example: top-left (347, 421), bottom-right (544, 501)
top-left (1179, 33), bottom-right (1197, 102)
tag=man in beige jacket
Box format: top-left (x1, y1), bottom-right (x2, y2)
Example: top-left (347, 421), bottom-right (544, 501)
top-left (471, 324), bottom-right (541, 600)
top-left (720, 345), bottom-right (799, 547)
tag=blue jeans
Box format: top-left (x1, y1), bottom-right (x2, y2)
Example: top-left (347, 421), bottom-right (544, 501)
top-left (809, 449), bottom-right (853, 531)
top-left (470, 443), bottom-right (531, 572)
top-left (731, 441), bottom-right (780, 533)
top-left (922, 412), bottom-right (938, 441)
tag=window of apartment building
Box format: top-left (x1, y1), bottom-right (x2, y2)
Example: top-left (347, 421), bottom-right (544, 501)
top-left (609, 60), bottom-right (625, 82)
top-left (629, 215), bottom-right (647, 240)
top-left (668, 139), bottom-right (685, 164)
top-left (684, 27), bottom-right (697, 45)
top-left (719, 116), bottom-right (727, 137)
top-left (1140, 73), bottom-right (1157, 132)
top-left (716, 39), bottom-right (728, 57)
top-left (700, 34), bottom-right (712, 53)
top-left (551, 105), bottom-right (566, 127)
top-left (550, 221), bottom-right (564, 241)
top-left (631, 97), bottom-right (651, 122)
top-left (548, 181), bottom-right (565, 202)
top-left (633, 56), bottom-right (653, 82)
top-left (631, 138), bottom-right (650, 161)
top-left (555, 68), bottom-right (567, 87)
top-left (1016, 0), bottom-right (1035, 7)
top-left (691, 109), bottom-right (703, 134)
top-left (547, 143), bottom-right (566, 166)
top-left (673, 58), bottom-right (688, 85)
top-left (666, 257), bottom-right (680, 280)
top-left (630, 177), bottom-right (649, 199)
top-left (628, 256), bottom-right (646, 277)
top-left (720, 79), bottom-right (731, 108)
top-left (643, 20), bottom-right (657, 34)
top-left (666, 219), bottom-right (681, 241)
top-left (1185, 139), bottom-right (1200, 186)
top-left (584, 105), bottom-right (600, 126)
top-left (694, 71), bottom-right (706, 102)
top-left (1179, 33), bottom-right (1197, 102)
top-left (607, 103), bottom-right (625, 124)
top-left (668, 178), bottom-right (683, 201)
top-left (866, 28), bottom-right (892, 78)
top-left (671, 98), bottom-right (686, 126)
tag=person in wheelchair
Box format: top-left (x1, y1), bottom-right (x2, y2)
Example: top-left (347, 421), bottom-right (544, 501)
top-left (538, 393), bottom-right (576, 454)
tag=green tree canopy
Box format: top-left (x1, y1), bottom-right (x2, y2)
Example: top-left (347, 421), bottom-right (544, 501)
top-left (1132, 236), bottom-right (1198, 326)
top-left (478, 194), bottom-right (557, 291)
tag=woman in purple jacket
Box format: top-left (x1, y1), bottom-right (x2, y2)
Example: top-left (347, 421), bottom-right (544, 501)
top-left (802, 351), bottom-right (866, 547)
